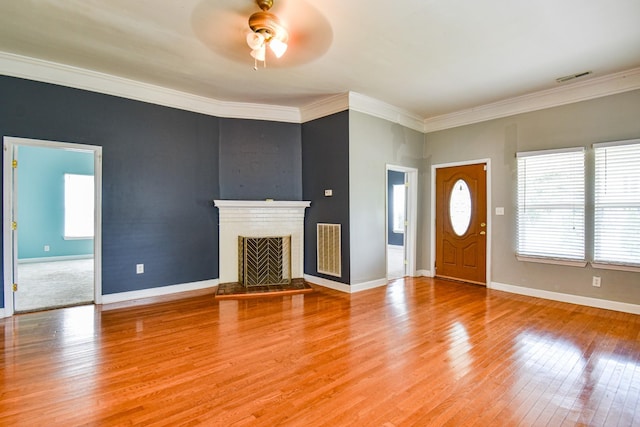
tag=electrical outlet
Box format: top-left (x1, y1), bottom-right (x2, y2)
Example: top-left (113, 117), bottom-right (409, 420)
top-left (136, 264), bottom-right (144, 274)
top-left (592, 276), bottom-right (601, 287)
top-left (44, 245), bottom-right (50, 252)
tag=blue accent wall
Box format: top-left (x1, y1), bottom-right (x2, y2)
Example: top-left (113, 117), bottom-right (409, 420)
top-left (0, 75), bottom-right (311, 308)
top-left (302, 111), bottom-right (350, 284)
top-left (219, 118), bottom-right (302, 200)
top-left (0, 76), bottom-right (221, 302)
top-left (387, 170), bottom-right (405, 246)
top-left (17, 145), bottom-right (94, 259)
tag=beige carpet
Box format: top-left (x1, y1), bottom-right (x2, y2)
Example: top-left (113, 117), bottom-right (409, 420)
top-left (15, 258), bottom-right (94, 312)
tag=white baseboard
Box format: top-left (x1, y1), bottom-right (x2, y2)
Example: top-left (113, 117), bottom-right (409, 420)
top-left (101, 279), bottom-right (218, 305)
top-left (351, 278), bottom-right (388, 293)
top-left (18, 254), bottom-right (93, 264)
top-left (490, 281), bottom-right (640, 315)
top-left (304, 274), bottom-right (351, 293)
top-left (304, 274), bottom-right (389, 293)
top-left (416, 269), bottom-right (433, 277)
top-left (0, 308), bottom-right (5, 319)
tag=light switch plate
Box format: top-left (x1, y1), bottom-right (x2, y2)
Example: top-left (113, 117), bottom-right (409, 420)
top-left (496, 207), bottom-right (505, 216)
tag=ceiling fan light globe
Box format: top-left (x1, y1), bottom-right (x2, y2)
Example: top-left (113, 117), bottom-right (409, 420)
top-left (246, 32), bottom-right (265, 50)
top-left (269, 38), bottom-right (288, 58)
top-left (250, 46), bottom-right (266, 61)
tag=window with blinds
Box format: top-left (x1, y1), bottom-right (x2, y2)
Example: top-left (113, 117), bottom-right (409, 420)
top-left (516, 148), bottom-right (585, 262)
top-left (593, 139), bottom-right (640, 268)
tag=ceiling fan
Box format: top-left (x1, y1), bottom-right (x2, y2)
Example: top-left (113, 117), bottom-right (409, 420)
top-left (246, 0), bottom-right (288, 69)
top-left (192, 0), bottom-right (333, 69)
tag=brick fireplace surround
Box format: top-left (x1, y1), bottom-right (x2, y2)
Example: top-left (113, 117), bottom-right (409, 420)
top-left (214, 200), bottom-right (311, 284)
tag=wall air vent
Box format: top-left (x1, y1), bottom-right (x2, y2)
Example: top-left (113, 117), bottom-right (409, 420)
top-left (317, 223), bottom-right (341, 277)
top-left (556, 71), bottom-right (593, 83)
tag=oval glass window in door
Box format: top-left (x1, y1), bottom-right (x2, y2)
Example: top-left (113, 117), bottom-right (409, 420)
top-left (449, 179), bottom-right (472, 236)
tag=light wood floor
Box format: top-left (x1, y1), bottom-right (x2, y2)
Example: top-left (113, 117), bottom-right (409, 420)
top-left (1, 278), bottom-right (639, 426)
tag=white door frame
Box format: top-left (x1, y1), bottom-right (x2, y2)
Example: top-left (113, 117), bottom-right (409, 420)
top-left (386, 164), bottom-right (418, 278)
top-left (3, 136), bottom-right (103, 317)
top-left (430, 158), bottom-right (492, 285)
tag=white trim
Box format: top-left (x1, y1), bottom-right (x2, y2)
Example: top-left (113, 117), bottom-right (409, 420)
top-left (431, 159), bottom-right (492, 285)
top-left (100, 279), bottom-right (218, 305)
top-left (592, 138), bottom-right (640, 149)
top-left (351, 278), bottom-right (388, 293)
top-left (304, 274), bottom-right (390, 294)
top-left (516, 255), bottom-right (588, 268)
top-left (2, 141), bottom-right (13, 316)
top-left (18, 255), bottom-right (93, 264)
top-left (213, 200), bottom-right (311, 209)
top-left (591, 263), bottom-right (640, 273)
top-left (0, 52), bottom-right (300, 124)
top-left (385, 165), bottom-right (419, 278)
top-left (304, 274), bottom-right (351, 293)
top-left (0, 308), bottom-right (5, 319)
top-left (516, 146), bottom-right (585, 158)
top-left (416, 269), bottom-right (433, 277)
top-left (490, 281), bottom-right (640, 315)
top-left (3, 52), bottom-right (640, 132)
top-left (423, 67), bottom-right (640, 133)
top-left (300, 93), bottom-right (349, 123)
top-left (2, 136), bottom-right (103, 316)
top-left (349, 92), bottom-right (425, 133)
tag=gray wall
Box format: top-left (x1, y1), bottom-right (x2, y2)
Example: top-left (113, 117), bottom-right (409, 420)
top-left (349, 111), bottom-right (425, 285)
top-left (424, 89), bottom-right (640, 305)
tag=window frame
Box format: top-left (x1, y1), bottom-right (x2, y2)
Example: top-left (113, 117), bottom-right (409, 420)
top-left (516, 147), bottom-right (587, 267)
top-left (592, 139), bottom-right (640, 272)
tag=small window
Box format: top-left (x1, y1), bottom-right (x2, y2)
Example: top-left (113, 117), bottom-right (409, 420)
top-left (64, 174), bottom-right (94, 239)
top-left (393, 184), bottom-right (406, 233)
top-left (593, 140), bottom-right (640, 267)
top-left (449, 179), bottom-right (472, 236)
top-left (516, 148), bottom-right (585, 262)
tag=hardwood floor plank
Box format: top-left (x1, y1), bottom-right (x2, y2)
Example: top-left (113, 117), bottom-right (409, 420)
top-left (2, 278), bottom-right (640, 426)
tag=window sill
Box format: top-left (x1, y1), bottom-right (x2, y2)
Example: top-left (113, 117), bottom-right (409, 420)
top-left (591, 262), bottom-right (640, 273)
top-left (516, 255), bottom-right (587, 268)
top-left (63, 236), bottom-right (94, 241)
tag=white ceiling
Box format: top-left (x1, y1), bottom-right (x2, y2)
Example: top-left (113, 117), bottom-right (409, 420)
top-left (1, 0), bottom-right (639, 120)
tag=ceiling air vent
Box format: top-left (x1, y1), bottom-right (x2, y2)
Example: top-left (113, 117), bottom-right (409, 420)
top-left (556, 71), bottom-right (593, 83)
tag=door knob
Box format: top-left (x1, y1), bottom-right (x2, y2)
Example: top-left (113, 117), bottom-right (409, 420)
top-left (481, 222), bottom-right (486, 227)
top-left (480, 231), bottom-right (486, 235)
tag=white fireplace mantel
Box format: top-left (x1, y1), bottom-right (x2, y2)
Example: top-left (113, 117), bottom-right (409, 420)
top-left (214, 200), bottom-right (311, 209)
top-left (214, 200), bottom-right (311, 283)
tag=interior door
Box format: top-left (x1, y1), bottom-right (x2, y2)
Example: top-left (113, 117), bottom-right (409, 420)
top-left (435, 163), bottom-right (487, 285)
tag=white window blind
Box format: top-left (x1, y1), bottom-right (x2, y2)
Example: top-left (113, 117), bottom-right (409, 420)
top-left (517, 148), bottom-right (585, 261)
top-left (593, 140), bottom-right (640, 267)
top-left (64, 173), bottom-right (95, 239)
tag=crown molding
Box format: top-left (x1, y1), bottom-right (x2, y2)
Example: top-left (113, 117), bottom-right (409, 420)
top-left (299, 91), bottom-right (424, 133)
top-left (3, 51), bottom-right (639, 133)
top-left (348, 92), bottom-right (425, 133)
top-left (299, 92), bottom-right (349, 123)
top-left (423, 67), bottom-right (640, 133)
top-left (0, 51), bottom-right (300, 123)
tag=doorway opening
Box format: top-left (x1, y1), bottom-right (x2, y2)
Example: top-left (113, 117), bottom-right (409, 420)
top-left (3, 137), bottom-right (103, 315)
top-left (386, 165), bottom-right (418, 280)
top-left (431, 160), bottom-right (491, 285)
